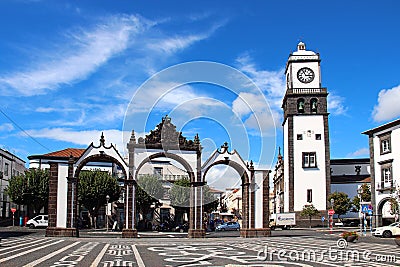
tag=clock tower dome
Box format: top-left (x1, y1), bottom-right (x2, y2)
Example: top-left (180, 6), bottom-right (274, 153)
top-left (282, 42), bottom-right (331, 212)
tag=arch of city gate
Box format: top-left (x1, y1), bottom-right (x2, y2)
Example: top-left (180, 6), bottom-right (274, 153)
top-left (46, 133), bottom-right (132, 237)
top-left (202, 142), bottom-right (271, 237)
top-left (46, 116), bottom-right (270, 238)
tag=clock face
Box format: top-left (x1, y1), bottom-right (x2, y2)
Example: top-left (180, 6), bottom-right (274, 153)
top-left (297, 67), bottom-right (315, 83)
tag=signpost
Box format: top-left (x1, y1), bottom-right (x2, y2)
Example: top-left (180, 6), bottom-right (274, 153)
top-left (10, 208), bottom-right (16, 227)
top-left (328, 209), bottom-right (335, 233)
top-left (360, 202), bottom-right (372, 236)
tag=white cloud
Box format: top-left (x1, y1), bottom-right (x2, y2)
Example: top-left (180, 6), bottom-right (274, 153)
top-left (23, 128), bottom-right (134, 154)
top-left (232, 92), bottom-right (278, 136)
top-left (328, 93), bottom-right (347, 115)
top-left (235, 53), bottom-right (286, 103)
top-left (347, 148), bottom-right (370, 158)
top-left (147, 34), bottom-right (209, 55)
top-left (0, 15), bottom-right (147, 96)
top-left (372, 85), bottom-right (400, 122)
top-left (146, 21), bottom-right (225, 55)
top-left (233, 54), bottom-right (285, 134)
top-left (0, 123), bottom-right (14, 132)
top-left (205, 165), bottom-right (241, 191)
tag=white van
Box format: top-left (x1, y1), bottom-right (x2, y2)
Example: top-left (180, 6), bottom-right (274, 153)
top-left (26, 215), bottom-right (48, 228)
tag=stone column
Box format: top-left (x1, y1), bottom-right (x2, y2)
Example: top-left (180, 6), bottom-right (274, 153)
top-left (122, 180), bottom-right (138, 238)
top-left (241, 176), bottom-right (249, 230)
top-left (123, 131), bottom-right (138, 238)
top-left (66, 156), bottom-right (78, 235)
top-left (188, 149), bottom-right (205, 238)
top-left (250, 164), bottom-right (255, 229)
top-left (47, 163), bottom-right (58, 230)
top-left (263, 170), bottom-right (271, 229)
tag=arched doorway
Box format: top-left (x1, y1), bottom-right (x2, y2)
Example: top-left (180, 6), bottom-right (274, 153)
top-left (46, 134), bottom-right (130, 237)
top-left (127, 116), bottom-right (204, 238)
top-left (377, 197), bottom-right (396, 226)
top-left (202, 143), bottom-right (271, 237)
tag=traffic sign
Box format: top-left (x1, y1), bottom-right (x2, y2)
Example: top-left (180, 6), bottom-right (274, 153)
top-left (367, 209), bottom-right (373, 215)
top-left (321, 216), bottom-right (325, 222)
top-left (328, 209), bottom-right (335, 215)
top-left (10, 208), bottom-right (16, 213)
top-left (361, 204), bottom-right (372, 213)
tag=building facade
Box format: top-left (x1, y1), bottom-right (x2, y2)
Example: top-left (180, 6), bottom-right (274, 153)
top-left (330, 158), bottom-right (370, 200)
top-left (363, 119), bottom-right (400, 226)
top-left (282, 42), bottom-right (330, 212)
top-left (0, 148), bottom-right (26, 219)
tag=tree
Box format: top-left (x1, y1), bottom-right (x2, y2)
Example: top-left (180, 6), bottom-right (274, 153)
top-left (328, 191), bottom-right (351, 220)
top-left (351, 183), bottom-right (371, 211)
top-left (170, 177), bottom-right (191, 208)
top-left (300, 204), bottom-right (319, 228)
top-left (389, 197), bottom-right (399, 216)
top-left (135, 174), bottom-right (164, 227)
top-left (78, 170), bottom-right (120, 228)
top-left (169, 177), bottom-right (191, 223)
top-left (169, 177), bottom-right (219, 223)
top-left (6, 168), bottom-right (49, 216)
top-left (202, 186), bottom-right (219, 214)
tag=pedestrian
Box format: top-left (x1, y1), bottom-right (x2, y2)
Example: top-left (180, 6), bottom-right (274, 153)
top-left (112, 213), bottom-right (118, 231)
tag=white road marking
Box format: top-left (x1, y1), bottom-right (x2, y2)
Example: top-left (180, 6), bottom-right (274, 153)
top-left (132, 244), bottom-right (145, 267)
top-left (0, 239), bottom-right (64, 263)
top-left (90, 243), bottom-right (109, 267)
top-left (22, 241), bottom-right (80, 267)
top-left (0, 238), bottom-right (44, 252)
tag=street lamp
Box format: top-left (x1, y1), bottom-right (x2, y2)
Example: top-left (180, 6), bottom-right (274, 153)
top-left (106, 195), bottom-right (110, 232)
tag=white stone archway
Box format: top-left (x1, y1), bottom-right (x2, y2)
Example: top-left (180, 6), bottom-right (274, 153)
top-left (46, 134), bottom-right (130, 237)
top-left (202, 142), bottom-right (271, 237)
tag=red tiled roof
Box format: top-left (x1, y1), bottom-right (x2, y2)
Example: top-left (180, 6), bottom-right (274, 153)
top-left (361, 177), bottom-right (371, 183)
top-left (43, 148), bottom-right (85, 158)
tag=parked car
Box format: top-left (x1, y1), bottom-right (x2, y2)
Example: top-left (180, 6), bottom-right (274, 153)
top-left (372, 222), bottom-right (400, 238)
top-left (215, 221), bottom-right (240, 231)
top-left (26, 215), bottom-right (48, 229)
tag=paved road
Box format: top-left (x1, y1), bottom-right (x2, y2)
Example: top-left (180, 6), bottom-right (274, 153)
top-left (1, 227), bottom-right (399, 266)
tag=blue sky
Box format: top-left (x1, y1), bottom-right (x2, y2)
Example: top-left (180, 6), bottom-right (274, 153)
top-left (0, 0), bottom-right (399, 177)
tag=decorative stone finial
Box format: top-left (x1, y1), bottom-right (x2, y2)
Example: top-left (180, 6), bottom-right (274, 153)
top-left (100, 132), bottom-right (105, 146)
top-left (130, 130), bottom-right (136, 143)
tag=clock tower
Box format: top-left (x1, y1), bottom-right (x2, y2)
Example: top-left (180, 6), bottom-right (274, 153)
top-left (282, 42), bottom-right (331, 212)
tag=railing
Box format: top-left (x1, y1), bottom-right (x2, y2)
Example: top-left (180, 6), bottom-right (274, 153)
top-left (376, 182), bottom-right (396, 192)
top-left (287, 88), bottom-right (327, 94)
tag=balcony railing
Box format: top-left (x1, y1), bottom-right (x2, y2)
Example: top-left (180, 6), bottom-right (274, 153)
top-left (287, 88), bottom-right (327, 94)
top-left (376, 182), bottom-right (396, 192)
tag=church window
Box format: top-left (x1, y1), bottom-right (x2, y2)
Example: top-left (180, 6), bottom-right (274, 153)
top-left (307, 189), bottom-right (312, 203)
top-left (297, 99), bottom-right (305, 113)
top-left (310, 98), bottom-right (318, 113)
top-left (297, 134), bottom-right (303, 140)
top-left (302, 152), bottom-right (317, 168)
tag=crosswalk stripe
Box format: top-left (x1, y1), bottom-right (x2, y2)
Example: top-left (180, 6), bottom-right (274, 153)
top-left (132, 244), bottom-right (145, 267)
top-left (22, 241), bottom-right (80, 267)
top-left (0, 238), bottom-right (55, 255)
top-left (90, 243), bottom-right (109, 267)
top-left (0, 238), bottom-right (43, 251)
top-left (0, 239), bottom-right (64, 263)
